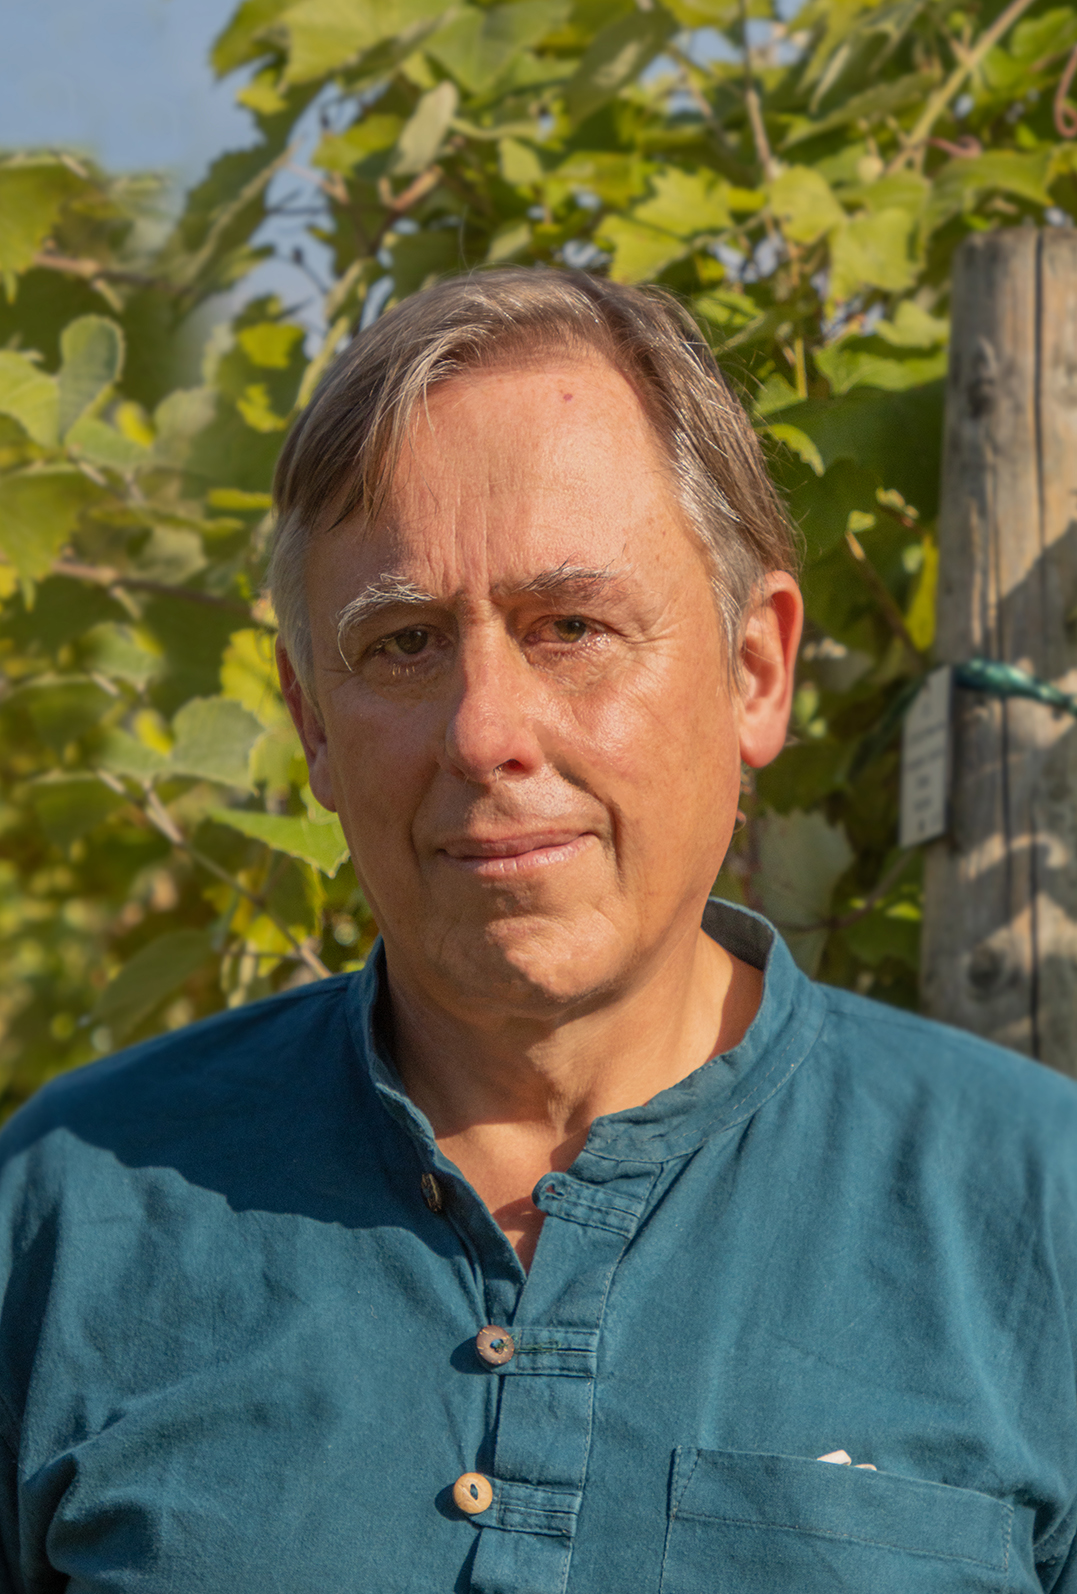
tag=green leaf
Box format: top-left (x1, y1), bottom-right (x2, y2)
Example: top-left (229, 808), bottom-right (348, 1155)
top-left (874, 300), bottom-right (948, 348)
top-left (236, 321), bottom-right (306, 368)
top-left (767, 422), bottom-right (825, 475)
top-left (427, 0), bottom-right (570, 94)
top-left (29, 773), bottom-right (127, 847)
top-left (277, 0), bottom-right (446, 84)
top-left (0, 467), bottom-right (101, 581)
top-left (632, 167), bottom-right (732, 237)
top-left (927, 149), bottom-right (1055, 232)
top-left (95, 928), bottom-right (216, 1041)
top-left (499, 138), bottom-right (544, 188)
top-left (785, 70), bottom-right (938, 148)
top-left (65, 415), bottom-right (148, 471)
top-left (4, 675), bottom-right (115, 753)
top-left (548, 150), bottom-right (648, 209)
top-left (829, 207), bottom-right (918, 300)
top-left (769, 166), bottom-right (846, 244)
top-left (754, 372), bottom-right (801, 417)
top-left (904, 534), bottom-right (937, 652)
top-left (565, 7), bottom-right (676, 124)
top-left (96, 726), bottom-right (170, 778)
top-left (389, 228), bottom-right (463, 298)
top-left (209, 807), bottom-right (350, 877)
top-left (842, 172), bottom-right (928, 218)
top-left (0, 159), bottom-right (84, 280)
top-left (206, 488), bottom-right (274, 511)
top-left (211, 0), bottom-right (295, 74)
top-left (754, 808), bottom-right (854, 976)
top-left (131, 525), bottom-right (207, 584)
top-left (29, 771), bottom-right (127, 848)
top-left (598, 216), bottom-right (689, 282)
top-left (392, 82), bottom-right (459, 176)
top-left (313, 115), bottom-right (404, 174)
top-left (58, 316), bottom-right (125, 439)
top-left (486, 219), bottom-right (532, 263)
top-left (0, 351), bottom-right (59, 446)
top-left (814, 338), bottom-right (946, 394)
top-left (168, 696), bottom-right (263, 787)
top-left (82, 623), bottom-right (165, 689)
top-left (236, 382), bottom-right (289, 432)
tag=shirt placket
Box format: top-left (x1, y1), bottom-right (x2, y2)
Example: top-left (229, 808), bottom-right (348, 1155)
top-left (465, 1157), bottom-right (659, 1594)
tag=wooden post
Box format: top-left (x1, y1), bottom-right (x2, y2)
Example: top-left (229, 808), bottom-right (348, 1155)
top-left (922, 228), bottom-right (1077, 1077)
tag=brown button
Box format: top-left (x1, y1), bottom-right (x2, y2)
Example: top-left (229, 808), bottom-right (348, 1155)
top-left (453, 1472), bottom-right (493, 1515)
top-left (421, 1172), bottom-right (443, 1212)
top-left (475, 1325), bottom-right (515, 1367)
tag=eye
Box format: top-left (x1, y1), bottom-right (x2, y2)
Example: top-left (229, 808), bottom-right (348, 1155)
top-left (552, 616), bottom-right (589, 643)
top-left (382, 627), bottom-right (430, 657)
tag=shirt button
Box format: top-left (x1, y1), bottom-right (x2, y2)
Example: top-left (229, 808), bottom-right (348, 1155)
top-left (475, 1325), bottom-right (515, 1367)
top-left (453, 1473), bottom-right (493, 1515)
top-left (421, 1172), bottom-right (443, 1212)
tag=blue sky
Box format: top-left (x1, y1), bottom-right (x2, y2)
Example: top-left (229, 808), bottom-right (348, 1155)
top-left (0, 0), bottom-right (254, 182)
top-left (0, 0), bottom-right (330, 332)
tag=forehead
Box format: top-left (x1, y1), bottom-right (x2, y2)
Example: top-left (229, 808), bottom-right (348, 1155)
top-left (330, 354), bottom-right (703, 589)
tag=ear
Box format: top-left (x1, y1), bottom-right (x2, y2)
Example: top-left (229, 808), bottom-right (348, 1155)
top-left (276, 641), bottom-right (338, 812)
top-left (735, 572), bottom-right (804, 769)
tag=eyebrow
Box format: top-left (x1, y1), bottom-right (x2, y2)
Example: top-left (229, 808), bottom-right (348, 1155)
top-left (334, 563), bottom-right (623, 659)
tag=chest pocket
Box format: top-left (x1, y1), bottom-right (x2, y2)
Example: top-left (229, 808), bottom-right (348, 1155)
top-left (659, 1448), bottom-right (1016, 1594)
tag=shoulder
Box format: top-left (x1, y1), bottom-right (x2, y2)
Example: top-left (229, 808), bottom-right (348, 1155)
top-left (0, 972), bottom-right (359, 1177)
top-left (810, 981), bottom-right (1077, 1177)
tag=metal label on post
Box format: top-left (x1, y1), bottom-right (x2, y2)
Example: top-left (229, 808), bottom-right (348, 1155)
top-left (900, 666), bottom-right (952, 848)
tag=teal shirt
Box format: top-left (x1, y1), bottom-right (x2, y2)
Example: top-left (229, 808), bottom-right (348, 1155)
top-left (2, 901), bottom-right (1077, 1592)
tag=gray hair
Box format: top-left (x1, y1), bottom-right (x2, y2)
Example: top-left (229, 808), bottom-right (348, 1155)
top-left (269, 267), bottom-right (797, 696)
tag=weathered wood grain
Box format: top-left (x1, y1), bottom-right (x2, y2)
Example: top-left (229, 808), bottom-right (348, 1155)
top-left (922, 228), bottom-right (1077, 1075)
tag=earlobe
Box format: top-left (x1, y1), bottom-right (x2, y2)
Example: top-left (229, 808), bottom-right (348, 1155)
top-left (276, 642), bottom-right (338, 812)
top-left (736, 572), bottom-right (804, 770)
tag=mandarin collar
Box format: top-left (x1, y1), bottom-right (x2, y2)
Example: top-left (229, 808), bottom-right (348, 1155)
top-left (344, 900), bottom-right (824, 1168)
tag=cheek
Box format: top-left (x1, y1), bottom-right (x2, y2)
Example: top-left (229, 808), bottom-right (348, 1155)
top-left (322, 695), bottom-right (432, 823)
top-left (576, 652), bottom-right (733, 786)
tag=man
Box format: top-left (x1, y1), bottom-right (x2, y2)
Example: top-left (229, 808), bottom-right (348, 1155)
top-left (1, 268), bottom-right (1075, 1593)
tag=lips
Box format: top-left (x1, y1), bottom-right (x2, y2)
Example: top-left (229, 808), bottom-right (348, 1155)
top-left (437, 830), bottom-right (594, 876)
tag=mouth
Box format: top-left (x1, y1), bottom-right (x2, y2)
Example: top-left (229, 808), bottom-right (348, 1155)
top-left (437, 831), bottom-right (594, 878)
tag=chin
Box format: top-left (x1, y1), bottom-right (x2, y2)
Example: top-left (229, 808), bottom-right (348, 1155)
top-left (431, 910), bottom-right (626, 1018)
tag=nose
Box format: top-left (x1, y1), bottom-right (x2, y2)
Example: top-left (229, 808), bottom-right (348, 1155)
top-left (441, 630), bottom-right (545, 784)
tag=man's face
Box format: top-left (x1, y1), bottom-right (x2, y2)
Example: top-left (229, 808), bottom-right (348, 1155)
top-left (288, 355), bottom-right (779, 1019)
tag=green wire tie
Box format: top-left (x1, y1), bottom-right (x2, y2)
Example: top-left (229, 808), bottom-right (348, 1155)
top-left (953, 659), bottom-right (1077, 718)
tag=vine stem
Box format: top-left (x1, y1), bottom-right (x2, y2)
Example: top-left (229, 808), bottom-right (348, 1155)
top-left (887, 0), bottom-right (1040, 173)
top-left (96, 772), bottom-right (330, 980)
top-left (53, 559), bottom-right (267, 622)
top-left (739, 0), bottom-right (778, 181)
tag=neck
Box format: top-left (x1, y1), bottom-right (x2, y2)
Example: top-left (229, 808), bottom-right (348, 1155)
top-left (387, 920), bottom-right (763, 1268)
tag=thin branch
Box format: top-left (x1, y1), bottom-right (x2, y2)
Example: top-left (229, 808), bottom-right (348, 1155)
top-left (844, 530), bottom-right (922, 663)
top-left (52, 559), bottom-right (271, 624)
top-left (665, 42), bottom-right (754, 181)
top-left (102, 777), bottom-right (330, 980)
top-left (1055, 41), bottom-right (1077, 137)
top-left (295, 313), bottom-right (351, 411)
top-left (174, 144), bottom-right (296, 292)
top-left (32, 250), bottom-right (176, 294)
top-left (887, 0), bottom-right (1040, 171)
top-left (739, 0), bottom-right (778, 181)
top-left (376, 164), bottom-right (444, 217)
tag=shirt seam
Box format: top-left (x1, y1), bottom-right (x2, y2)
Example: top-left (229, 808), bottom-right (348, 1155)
top-left (669, 1509), bottom-right (1010, 1571)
